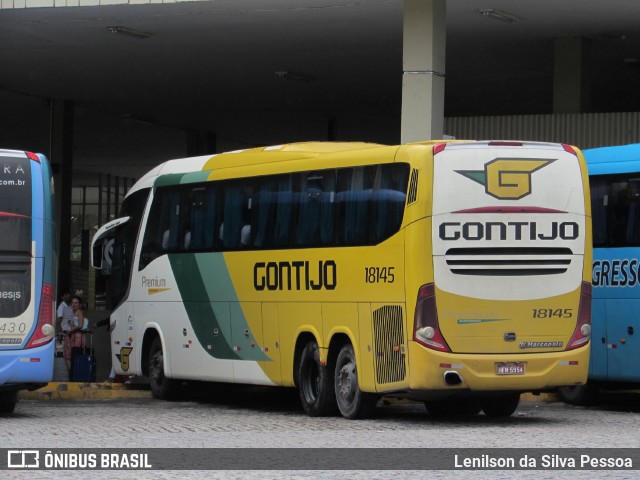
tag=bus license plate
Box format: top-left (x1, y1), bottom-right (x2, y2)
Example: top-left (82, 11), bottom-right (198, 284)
top-left (496, 362), bottom-right (525, 375)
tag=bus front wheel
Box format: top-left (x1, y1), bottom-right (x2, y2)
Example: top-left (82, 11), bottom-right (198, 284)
top-left (480, 393), bottom-right (520, 417)
top-left (149, 337), bottom-right (175, 400)
top-left (0, 391), bottom-right (18, 414)
top-left (298, 341), bottom-right (337, 416)
top-left (334, 344), bottom-right (378, 419)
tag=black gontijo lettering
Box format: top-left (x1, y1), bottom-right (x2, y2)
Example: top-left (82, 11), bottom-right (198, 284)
top-left (254, 260), bottom-right (337, 291)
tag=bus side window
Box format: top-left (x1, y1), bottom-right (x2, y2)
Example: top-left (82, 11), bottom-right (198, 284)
top-left (253, 175), bottom-right (293, 249)
top-left (589, 177), bottom-right (609, 247)
top-left (185, 186), bottom-right (215, 251)
top-left (371, 164), bottom-right (409, 243)
top-left (294, 172), bottom-right (335, 247)
top-left (610, 180), bottom-right (631, 246)
top-left (221, 184), bottom-right (253, 249)
top-left (140, 187), bottom-right (181, 268)
top-left (336, 166), bottom-right (374, 245)
top-left (627, 178), bottom-right (640, 244)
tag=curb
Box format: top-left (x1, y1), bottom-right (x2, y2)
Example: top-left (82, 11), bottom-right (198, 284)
top-left (18, 382), bottom-right (152, 401)
top-left (19, 382), bottom-right (559, 403)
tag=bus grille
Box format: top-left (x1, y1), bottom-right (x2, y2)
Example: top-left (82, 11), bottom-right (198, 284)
top-left (444, 247), bottom-right (572, 276)
top-left (373, 305), bottom-right (406, 385)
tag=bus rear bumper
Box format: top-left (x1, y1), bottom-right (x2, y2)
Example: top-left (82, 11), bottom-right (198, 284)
top-left (407, 342), bottom-right (590, 394)
top-left (0, 342), bottom-right (55, 386)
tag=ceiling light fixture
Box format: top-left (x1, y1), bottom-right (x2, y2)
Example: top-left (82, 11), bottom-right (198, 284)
top-left (274, 71), bottom-right (317, 82)
top-left (107, 26), bottom-right (153, 40)
top-left (477, 9), bottom-right (520, 24)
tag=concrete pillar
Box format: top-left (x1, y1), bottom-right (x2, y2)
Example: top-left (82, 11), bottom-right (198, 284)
top-left (401, 0), bottom-right (446, 143)
top-left (49, 99), bottom-right (74, 293)
top-left (553, 37), bottom-right (590, 113)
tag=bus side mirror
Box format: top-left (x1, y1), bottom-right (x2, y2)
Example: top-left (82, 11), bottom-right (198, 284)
top-left (91, 216), bottom-right (130, 271)
top-left (91, 241), bottom-right (104, 270)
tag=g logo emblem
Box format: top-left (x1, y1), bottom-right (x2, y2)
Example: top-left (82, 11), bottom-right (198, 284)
top-left (456, 158), bottom-right (554, 200)
top-left (117, 347), bottom-right (133, 371)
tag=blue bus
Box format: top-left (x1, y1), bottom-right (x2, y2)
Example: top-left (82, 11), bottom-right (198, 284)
top-left (559, 143), bottom-right (640, 403)
top-left (0, 149), bottom-right (56, 413)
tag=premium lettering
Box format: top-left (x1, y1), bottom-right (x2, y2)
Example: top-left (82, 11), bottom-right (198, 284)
top-left (141, 276), bottom-right (166, 288)
top-left (254, 260), bottom-right (337, 291)
top-left (439, 221), bottom-right (579, 241)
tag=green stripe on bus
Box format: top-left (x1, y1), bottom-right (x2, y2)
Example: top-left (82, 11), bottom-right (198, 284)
top-left (169, 253), bottom-right (240, 360)
top-left (169, 253), bottom-right (269, 362)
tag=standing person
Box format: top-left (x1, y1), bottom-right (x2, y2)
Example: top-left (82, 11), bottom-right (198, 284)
top-left (56, 291), bottom-right (73, 333)
top-left (59, 293), bottom-right (84, 371)
top-left (56, 290), bottom-right (74, 370)
top-left (70, 295), bottom-right (86, 347)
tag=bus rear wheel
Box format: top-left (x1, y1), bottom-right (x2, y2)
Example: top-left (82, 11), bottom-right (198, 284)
top-left (557, 383), bottom-right (598, 405)
top-left (0, 391), bottom-right (18, 414)
top-left (298, 341), bottom-right (337, 416)
top-left (480, 393), bottom-right (520, 417)
top-left (149, 337), bottom-right (175, 400)
top-left (334, 344), bottom-right (378, 420)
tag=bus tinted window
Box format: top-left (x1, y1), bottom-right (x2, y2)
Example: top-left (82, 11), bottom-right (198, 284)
top-left (138, 163), bottom-right (409, 268)
top-left (590, 174), bottom-right (640, 247)
top-left (253, 175), bottom-right (293, 249)
top-left (109, 188), bottom-right (150, 307)
top-left (0, 154), bottom-right (31, 218)
top-left (221, 184), bottom-right (253, 249)
top-left (294, 171), bottom-right (336, 247)
top-left (0, 252), bottom-right (30, 318)
top-left (186, 186), bottom-right (216, 251)
top-left (0, 154), bottom-right (32, 317)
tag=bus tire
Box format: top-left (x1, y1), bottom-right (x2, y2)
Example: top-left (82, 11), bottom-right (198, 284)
top-left (425, 397), bottom-right (482, 416)
top-left (0, 391), bottom-right (18, 414)
top-left (480, 393), bottom-right (520, 417)
top-left (557, 383), bottom-right (598, 406)
top-left (334, 344), bottom-right (378, 420)
top-left (149, 337), bottom-right (175, 400)
top-left (298, 341), bottom-right (337, 416)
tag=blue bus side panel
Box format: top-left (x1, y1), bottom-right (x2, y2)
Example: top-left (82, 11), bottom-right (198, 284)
top-left (592, 247), bottom-right (640, 382)
top-left (605, 298), bottom-right (640, 382)
top-left (0, 341), bottom-right (54, 384)
top-left (589, 298), bottom-right (608, 380)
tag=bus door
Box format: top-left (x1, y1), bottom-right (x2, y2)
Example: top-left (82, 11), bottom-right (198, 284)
top-left (92, 216), bottom-right (138, 374)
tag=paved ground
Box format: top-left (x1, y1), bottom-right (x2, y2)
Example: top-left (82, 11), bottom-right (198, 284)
top-left (4, 383), bottom-right (640, 479)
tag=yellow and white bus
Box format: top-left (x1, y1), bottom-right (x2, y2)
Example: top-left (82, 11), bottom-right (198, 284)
top-left (92, 140), bottom-right (592, 419)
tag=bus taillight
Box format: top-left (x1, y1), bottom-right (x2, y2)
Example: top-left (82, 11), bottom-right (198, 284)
top-left (413, 283), bottom-right (451, 352)
top-left (25, 151), bottom-right (40, 162)
top-left (566, 281), bottom-right (592, 350)
top-left (25, 283), bottom-right (55, 349)
top-left (433, 143), bottom-right (447, 155)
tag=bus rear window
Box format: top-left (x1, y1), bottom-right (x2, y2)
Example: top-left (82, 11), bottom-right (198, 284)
top-left (0, 252), bottom-right (31, 318)
top-left (0, 216), bottom-right (31, 253)
top-left (0, 154), bottom-right (32, 218)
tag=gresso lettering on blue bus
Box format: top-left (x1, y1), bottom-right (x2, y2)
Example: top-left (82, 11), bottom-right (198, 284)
top-left (592, 259), bottom-right (640, 287)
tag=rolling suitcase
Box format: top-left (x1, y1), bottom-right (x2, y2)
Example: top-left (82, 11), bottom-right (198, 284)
top-left (70, 331), bottom-right (96, 382)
